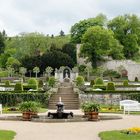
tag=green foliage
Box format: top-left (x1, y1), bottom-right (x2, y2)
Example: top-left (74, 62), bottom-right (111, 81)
top-left (19, 101), bottom-right (40, 112)
top-left (108, 14), bottom-right (140, 59)
top-left (33, 66), bottom-right (40, 78)
top-left (0, 92), bottom-right (49, 107)
top-left (28, 78), bottom-right (38, 90)
top-left (48, 77), bottom-right (55, 87)
top-left (76, 76), bottom-right (85, 87)
top-left (0, 130), bottom-right (16, 140)
top-left (103, 69), bottom-right (121, 78)
top-left (38, 79), bottom-right (43, 88)
top-left (106, 82), bottom-right (115, 91)
top-left (135, 77), bottom-right (139, 82)
top-left (81, 26), bottom-right (122, 67)
top-left (14, 82), bottom-right (23, 92)
top-left (90, 80), bottom-right (95, 86)
top-left (71, 14), bottom-right (107, 43)
top-left (45, 66), bottom-right (53, 77)
top-left (0, 70), bottom-right (8, 77)
top-left (99, 130), bottom-right (140, 140)
top-left (81, 102), bottom-right (100, 112)
top-left (0, 30), bottom-right (6, 54)
top-left (5, 80), bottom-right (10, 87)
top-left (93, 85), bottom-right (106, 90)
top-left (95, 77), bottom-right (104, 85)
top-left (128, 93), bottom-right (140, 103)
top-left (123, 80), bottom-right (129, 86)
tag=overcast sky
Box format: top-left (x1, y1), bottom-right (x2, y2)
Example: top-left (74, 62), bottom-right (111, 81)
top-left (0, 0), bottom-right (140, 36)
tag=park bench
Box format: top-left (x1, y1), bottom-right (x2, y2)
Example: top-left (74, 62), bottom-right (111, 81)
top-left (119, 100), bottom-right (138, 110)
top-left (0, 104), bottom-right (2, 114)
top-left (120, 100), bottom-right (140, 114)
top-left (123, 103), bottom-right (140, 114)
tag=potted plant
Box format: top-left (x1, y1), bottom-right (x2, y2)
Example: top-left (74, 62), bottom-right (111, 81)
top-left (19, 101), bottom-right (40, 121)
top-left (81, 102), bottom-right (100, 121)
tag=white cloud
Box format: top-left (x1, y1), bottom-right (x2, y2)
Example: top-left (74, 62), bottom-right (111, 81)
top-left (0, 0), bottom-right (140, 36)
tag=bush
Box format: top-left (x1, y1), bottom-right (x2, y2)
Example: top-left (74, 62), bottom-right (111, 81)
top-left (0, 92), bottom-right (50, 107)
top-left (28, 78), bottom-right (38, 90)
top-left (5, 80), bottom-right (10, 87)
top-left (123, 80), bottom-right (128, 86)
top-left (90, 80), bottom-right (95, 86)
top-left (135, 77), bottom-right (139, 82)
top-left (48, 77), bottom-right (55, 87)
top-left (14, 82), bottom-right (23, 92)
top-left (103, 69), bottom-right (121, 78)
top-left (38, 80), bottom-right (44, 88)
top-left (106, 82), bottom-right (115, 91)
top-left (76, 76), bottom-right (85, 87)
top-left (95, 77), bottom-right (104, 85)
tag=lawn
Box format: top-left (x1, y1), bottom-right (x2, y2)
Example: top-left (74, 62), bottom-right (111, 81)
top-left (99, 130), bottom-right (140, 140)
top-left (0, 130), bottom-right (16, 140)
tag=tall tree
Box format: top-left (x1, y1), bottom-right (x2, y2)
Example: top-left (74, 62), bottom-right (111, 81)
top-left (45, 66), bottom-right (53, 77)
top-left (19, 67), bottom-right (27, 77)
top-left (108, 14), bottom-right (140, 59)
top-left (33, 66), bottom-right (40, 78)
top-left (71, 14), bottom-right (107, 43)
top-left (81, 26), bottom-right (123, 67)
top-left (0, 30), bottom-right (6, 54)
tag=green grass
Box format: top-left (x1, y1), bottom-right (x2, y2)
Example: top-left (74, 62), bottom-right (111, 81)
top-left (0, 130), bottom-right (16, 140)
top-left (99, 130), bottom-right (140, 140)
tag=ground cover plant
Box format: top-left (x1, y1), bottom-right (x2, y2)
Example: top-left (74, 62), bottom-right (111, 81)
top-left (0, 130), bottom-right (16, 140)
top-left (99, 127), bottom-right (140, 140)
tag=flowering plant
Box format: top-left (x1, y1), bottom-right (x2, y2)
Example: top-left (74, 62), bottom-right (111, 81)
top-left (122, 127), bottom-right (140, 135)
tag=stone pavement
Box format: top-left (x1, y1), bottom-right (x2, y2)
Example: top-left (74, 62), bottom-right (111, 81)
top-left (0, 111), bottom-right (140, 140)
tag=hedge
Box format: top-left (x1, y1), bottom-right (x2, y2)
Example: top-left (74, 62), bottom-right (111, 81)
top-left (128, 93), bottom-right (140, 102)
top-left (0, 92), bottom-right (50, 107)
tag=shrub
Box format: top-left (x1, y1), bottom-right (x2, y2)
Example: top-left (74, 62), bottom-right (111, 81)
top-left (14, 82), bottom-right (23, 92)
top-left (48, 77), bottom-right (55, 87)
top-left (76, 76), bottom-right (85, 87)
top-left (38, 80), bottom-right (44, 88)
top-left (0, 92), bottom-right (50, 107)
top-left (95, 77), bottom-right (104, 85)
top-left (106, 82), bottom-right (115, 91)
top-left (103, 69), bottom-right (121, 78)
top-left (90, 80), bottom-right (95, 86)
top-left (123, 80), bottom-right (128, 86)
top-left (5, 80), bottom-right (10, 87)
top-left (28, 78), bottom-right (38, 90)
top-left (135, 77), bottom-right (139, 82)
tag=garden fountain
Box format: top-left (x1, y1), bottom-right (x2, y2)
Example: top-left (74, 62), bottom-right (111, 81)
top-left (47, 97), bottom-right (73, 119)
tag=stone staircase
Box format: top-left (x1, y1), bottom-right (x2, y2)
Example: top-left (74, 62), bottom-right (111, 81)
top-left (48, 82), bottom-right (79, 110)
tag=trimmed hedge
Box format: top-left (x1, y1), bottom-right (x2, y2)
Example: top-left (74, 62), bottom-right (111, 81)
top-left (5, 80), bottom-right (10, 87)
top-left (90, 80), bottom-right (95, 86)
top-left (28, 78), bottom-right (38, 90)
top-left (0, 92), bottom-right (50, 107)
top-left (95, 77), bottom-right (104, 85)
top-left (123, 80), bottom-right (129, 86)
top-left (106, 82), bottom-right (115, 91)
top-left (14, 82), bottom-right (23, 92)
top-left (93, 85), bottom-right (106, 90)
top-left (128, 93), bottom-right (140, 102)
top-left (48, 77), bottom-right (56, 87)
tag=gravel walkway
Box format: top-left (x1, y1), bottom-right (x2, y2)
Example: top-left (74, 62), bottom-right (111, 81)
top-left (0, 112), bottom-right (140, 140)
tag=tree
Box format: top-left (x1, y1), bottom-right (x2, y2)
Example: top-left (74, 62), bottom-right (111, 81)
top-left (71, 14), bottom-right (107, 43)
top-left (0, 30), bottom-right (6, 54)
top-left (60, 30), bottom-right (65, 36)
top-left (19, 67), bottom-right (27, 77)
top-left (108, 14), bottom-right (140, 59)
top-left (62, 43), bottom-right (77, 64)
top-left (33, 66), bottom-right (40, 78)
top-left (7, 66), bottom-right (15, 77)
top-left (45, 66), bottom-right (53, 78)
top-left (81, 26), bottom-right (122, 67)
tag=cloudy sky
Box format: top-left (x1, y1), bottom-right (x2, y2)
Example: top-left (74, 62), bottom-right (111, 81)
top-left (0, 0), bottom-right (140, 36)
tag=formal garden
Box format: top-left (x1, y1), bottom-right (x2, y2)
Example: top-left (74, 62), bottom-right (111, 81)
top-left (0, 13), bottom-right (140, 140)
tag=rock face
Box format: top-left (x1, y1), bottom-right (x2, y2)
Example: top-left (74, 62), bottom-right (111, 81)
top-left (48, 82), bottom-right (79, 110)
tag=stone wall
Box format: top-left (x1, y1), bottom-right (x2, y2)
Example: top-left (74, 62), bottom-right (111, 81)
top-left (79, 93), bottom-right (128, 105)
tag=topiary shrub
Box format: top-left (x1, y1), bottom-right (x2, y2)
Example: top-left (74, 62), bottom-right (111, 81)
top-left (90, 80), bottom-right (95, 86)
top-left (95, 77), bottom-right (104, 85)
top-left (48, 77), bottom-right (55, 87)
top-left (135, 77), bottom-right (139, 82)
top-left (14, 82), bottom-right (23, 92)
top-left (5, 80), bottom-right (10, 87)
top-left (38, 80), bottom-right (44, 88)
top-left (106, 82), bottom-right (115, 91)
top-left (123, 80), bottom-right (129, 86)
top-left (28, 78), bottom-right (38, 90)
top-left (76, 76), bottom-right (85, 87)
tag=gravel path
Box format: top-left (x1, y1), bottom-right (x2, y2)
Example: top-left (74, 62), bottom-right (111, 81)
top-left (0, 113), bottom-right (140, 140)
